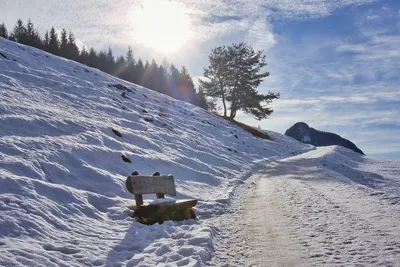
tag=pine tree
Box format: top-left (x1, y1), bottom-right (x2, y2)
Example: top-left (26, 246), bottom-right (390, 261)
top-left (199, 46), bottom-right (230, 116)
top-left (144, 61), bottom-right (150, 70)
top-left (156, 65), bottom-right (167, 93)
top-left (122, 46), bottom-right (135, 82)
top-left (48, 27), bottom-right (60, 55)
top-left (67, 31), bottom-right (79, 61)
top-left (106, 47), bottom-right (115, 74)
top-left (87, 48), bottom-right (97, 67)
top-left (143, 59), bottom-right (158, 90)
top-left (159, 59), bottom-right (170, 94)
top-left (43, 30), bottom-right (50, 51)
top-left (199, 43), bottom-right (279, 120)
top-left (135, 59), bottom-right (145, 85)
top-left (114, 55), bottom-right (126, 77)
top-left (97, 50), bottom-right (107, 72)
top-left (79, 46), bottom-right (89, 64)
top-left (26, 19), bottom-right (41, 48)
top-left (59, 28), bottom-right (68, 58)
top-left (10, 19), bottom-right (28, 44)
top-left (178, 66), bottom-right (197, 104)
top-left (0, 23), bottom-right (9, 39)
top-left (125, 46), bottom-right (134, 65)
top-left (168, 64), bottom-right (180, 98)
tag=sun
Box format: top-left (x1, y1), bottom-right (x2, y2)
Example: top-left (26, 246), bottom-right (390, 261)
top-left (130, 0), bottom-right (192, 54)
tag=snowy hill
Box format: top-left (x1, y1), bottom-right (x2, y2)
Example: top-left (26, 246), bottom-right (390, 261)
top-left (0, 37), bottom-right (312, 266)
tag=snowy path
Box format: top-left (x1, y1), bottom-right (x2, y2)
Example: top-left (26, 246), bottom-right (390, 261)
top-left (212, 147), bottom-right (400, 266)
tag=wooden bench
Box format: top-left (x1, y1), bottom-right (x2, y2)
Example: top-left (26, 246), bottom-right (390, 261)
top-left (125, 174), bottom-right (197, 220)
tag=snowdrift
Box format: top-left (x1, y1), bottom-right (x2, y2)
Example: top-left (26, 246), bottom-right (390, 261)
top-left (0, 37), bottom-right (311, 266)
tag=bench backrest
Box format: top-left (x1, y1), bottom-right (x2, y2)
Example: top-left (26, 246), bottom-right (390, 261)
top-left (126, 175), bottom-right (176, 196)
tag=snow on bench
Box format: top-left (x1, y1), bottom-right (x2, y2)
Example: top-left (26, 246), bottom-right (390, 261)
top-left (125, 174), bottom-right (197, 220)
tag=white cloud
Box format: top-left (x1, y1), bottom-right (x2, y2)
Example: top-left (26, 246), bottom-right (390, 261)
top-left (367, 14), bottom-right (380, 20)
top-left (258, 0), bottom-right (377, 19)
top-left (245, 19), bottom-right (276, 51)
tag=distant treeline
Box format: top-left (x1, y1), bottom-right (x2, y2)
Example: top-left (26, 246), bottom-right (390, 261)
top-left (0, 19), bottom-right (208, 107)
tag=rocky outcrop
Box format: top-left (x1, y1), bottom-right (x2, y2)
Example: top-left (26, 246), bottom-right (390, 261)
top-left (285, 122), bottom-right (365, 155)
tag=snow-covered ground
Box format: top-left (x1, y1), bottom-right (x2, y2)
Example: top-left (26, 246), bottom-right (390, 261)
top-left (212, 146), bottom-right (400, 266)
top-left (2, 38), bottom-right (399, 267)
top-left (0, 38), bottom-right (312, 266)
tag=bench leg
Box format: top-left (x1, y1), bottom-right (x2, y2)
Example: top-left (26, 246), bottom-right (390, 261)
top-left (135, 194), bottom-right (143, 208)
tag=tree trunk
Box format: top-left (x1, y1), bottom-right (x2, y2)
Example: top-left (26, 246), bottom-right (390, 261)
top-left (222, 93), bottom-right (227, 117)
top-left (229, 108), bottom-right (236, 120)
top-left (229, 84), bottom-right (238, 120)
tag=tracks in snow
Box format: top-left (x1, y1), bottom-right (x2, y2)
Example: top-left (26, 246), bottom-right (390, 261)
top-left (211, 148), bottom-right (400, 266)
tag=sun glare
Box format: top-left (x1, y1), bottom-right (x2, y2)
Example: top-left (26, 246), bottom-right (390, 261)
top-left (130, 0), bottom-right (192, 54)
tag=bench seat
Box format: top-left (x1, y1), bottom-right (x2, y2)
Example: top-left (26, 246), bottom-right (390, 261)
top-left (134, 199), bottom-right (197, 218)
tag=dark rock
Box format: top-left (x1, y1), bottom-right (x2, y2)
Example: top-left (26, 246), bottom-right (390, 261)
top-left (143, 116), bottom-right (154, 122)
top-left (121, 155), bottom-right (131, 163)
top-left (112, 128), bottom-right (122, 137)
top-left (285, 122), bottom-right (365, 155)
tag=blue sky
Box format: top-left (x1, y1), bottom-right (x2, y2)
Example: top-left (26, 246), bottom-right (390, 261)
top-left (1, 0), bottom-right (399, 157)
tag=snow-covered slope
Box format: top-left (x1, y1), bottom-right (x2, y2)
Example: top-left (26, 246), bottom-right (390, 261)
top-left (0, 38), bottom-right (312, 266)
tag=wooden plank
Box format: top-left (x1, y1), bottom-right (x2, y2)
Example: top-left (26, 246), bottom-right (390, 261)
top-left (135, 199), bottom-right (197, 218)
top-left (127, 175), bottom-right (176, 195)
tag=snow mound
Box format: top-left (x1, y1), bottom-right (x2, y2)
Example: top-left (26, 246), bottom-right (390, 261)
top-left (0, 38), bottom-right (311, 266)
